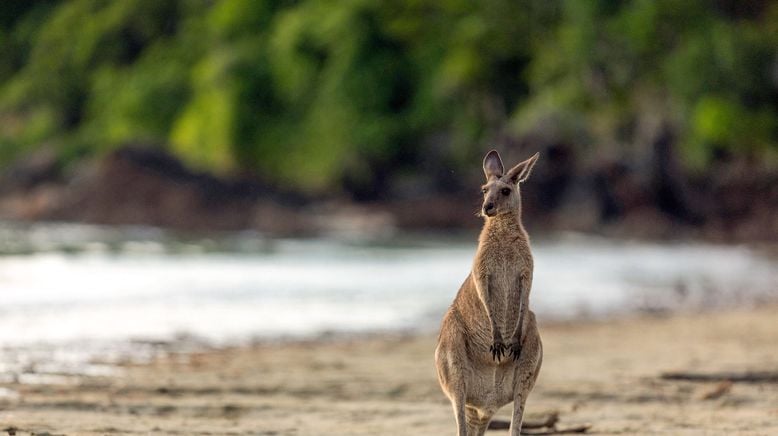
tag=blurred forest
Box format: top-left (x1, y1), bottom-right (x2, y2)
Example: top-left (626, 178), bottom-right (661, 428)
top-left (0, 0), bottom-right (776, 239)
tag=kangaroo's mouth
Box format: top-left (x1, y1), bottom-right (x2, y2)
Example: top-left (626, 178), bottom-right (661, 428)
top-left (482, 201), bottom-right (497, 217)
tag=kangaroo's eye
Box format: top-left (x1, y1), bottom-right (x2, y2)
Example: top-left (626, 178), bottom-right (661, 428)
top-left (501, 188), bottom-right (511, 196)
top-left (481, 188), bottom-right (488, 194)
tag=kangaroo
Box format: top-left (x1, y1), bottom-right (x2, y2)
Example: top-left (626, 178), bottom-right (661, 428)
top-left (435, 150), bottom-right (542, 436)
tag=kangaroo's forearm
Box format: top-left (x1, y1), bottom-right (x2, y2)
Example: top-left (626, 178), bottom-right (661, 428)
top-left (510, 273), bottom-right (530, 342)
top-left (511, 302), bottom-right (527, 343)
top-left (474, 273), bottom-right (501, 338)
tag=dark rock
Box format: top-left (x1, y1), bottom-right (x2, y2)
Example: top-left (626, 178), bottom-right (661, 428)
top-left (0, 148), bottom-right (61, 193)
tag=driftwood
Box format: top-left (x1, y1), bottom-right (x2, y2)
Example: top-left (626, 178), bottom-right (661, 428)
top-left (487, 412), bottom-right (591, 434)
top-left (487, 420), bottom-right (511, 430)
top-left (660, 371), bottom-right (778, 384)
top-left (488, 412), bottom-right (557, 430)
top-left (521, 424), bottom-right (592, 435)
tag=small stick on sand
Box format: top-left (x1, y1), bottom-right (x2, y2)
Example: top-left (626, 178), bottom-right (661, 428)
top-left (700, 380), bottom-right (733, 400)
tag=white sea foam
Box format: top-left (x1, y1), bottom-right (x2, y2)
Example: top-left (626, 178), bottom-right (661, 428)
top-left (0, 226), bottom-right (775, 348)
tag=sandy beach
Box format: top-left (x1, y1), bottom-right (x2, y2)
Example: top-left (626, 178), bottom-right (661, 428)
top-left (1, 306), bottom-right (777, 435)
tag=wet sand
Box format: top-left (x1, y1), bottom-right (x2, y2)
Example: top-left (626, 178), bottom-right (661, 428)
top-left (1, 306), bottom-right (778, 435)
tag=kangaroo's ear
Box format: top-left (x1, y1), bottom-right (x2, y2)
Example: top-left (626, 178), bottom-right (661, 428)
top-left (505, 152), bottom-right (540, 184)
top-left (483, 150), bottom-right (504, 180)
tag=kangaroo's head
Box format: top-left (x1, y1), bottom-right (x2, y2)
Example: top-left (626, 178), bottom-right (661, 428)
top-left (480, 150), bottom-right (539, 218)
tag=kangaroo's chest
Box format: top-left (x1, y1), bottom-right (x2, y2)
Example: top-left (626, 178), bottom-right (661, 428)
top-left (477, 245), bottom-right (530, 325)
top-left (489, 263), bottom-right (520, 301)
top-left (479, 244), bottom-right (528, 292)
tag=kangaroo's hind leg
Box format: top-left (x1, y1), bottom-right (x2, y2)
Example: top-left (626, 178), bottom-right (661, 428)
top-left (466, 406), bottom-right (493, 436)
top-left (509, 317), bottom-right (543, 436)
top-left (450, 390), bottom-right (467, 436)
top-left (435, 341), bottom-right (468, 436)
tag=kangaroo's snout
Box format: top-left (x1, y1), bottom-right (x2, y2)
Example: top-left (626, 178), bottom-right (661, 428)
top-left (483, 202), bottom-right (496, 216)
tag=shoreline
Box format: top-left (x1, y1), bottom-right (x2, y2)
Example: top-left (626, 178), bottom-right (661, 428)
top-left (1, 300), bottom-right (775, 357)
top-left (2, 306), bottom-right (777, 435)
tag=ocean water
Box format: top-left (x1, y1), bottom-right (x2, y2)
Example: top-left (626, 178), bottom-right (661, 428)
top-left (0, 222), bottom-right (776, 349)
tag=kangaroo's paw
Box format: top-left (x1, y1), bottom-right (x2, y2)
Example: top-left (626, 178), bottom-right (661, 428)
top-left (490, 340), bottom-right (506, 361)
top-left (509, 342), bottom-right (522, 361)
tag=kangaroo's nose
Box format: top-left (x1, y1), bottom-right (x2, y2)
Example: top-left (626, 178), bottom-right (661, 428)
top-left (483, 202), bottom-right (495, 215)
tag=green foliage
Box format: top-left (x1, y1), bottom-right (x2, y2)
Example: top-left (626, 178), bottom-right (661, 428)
top-left (517, 0), bottom-right (778, 167)
top-left (0, 0), bottom-right (777, 193)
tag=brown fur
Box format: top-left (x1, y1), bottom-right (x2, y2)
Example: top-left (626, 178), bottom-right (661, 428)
top-left (435, 150), bottom-right (542, 436)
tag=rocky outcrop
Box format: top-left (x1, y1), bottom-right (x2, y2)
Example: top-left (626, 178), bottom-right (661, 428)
top-left (0, 144), bottom-right (776, 241)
